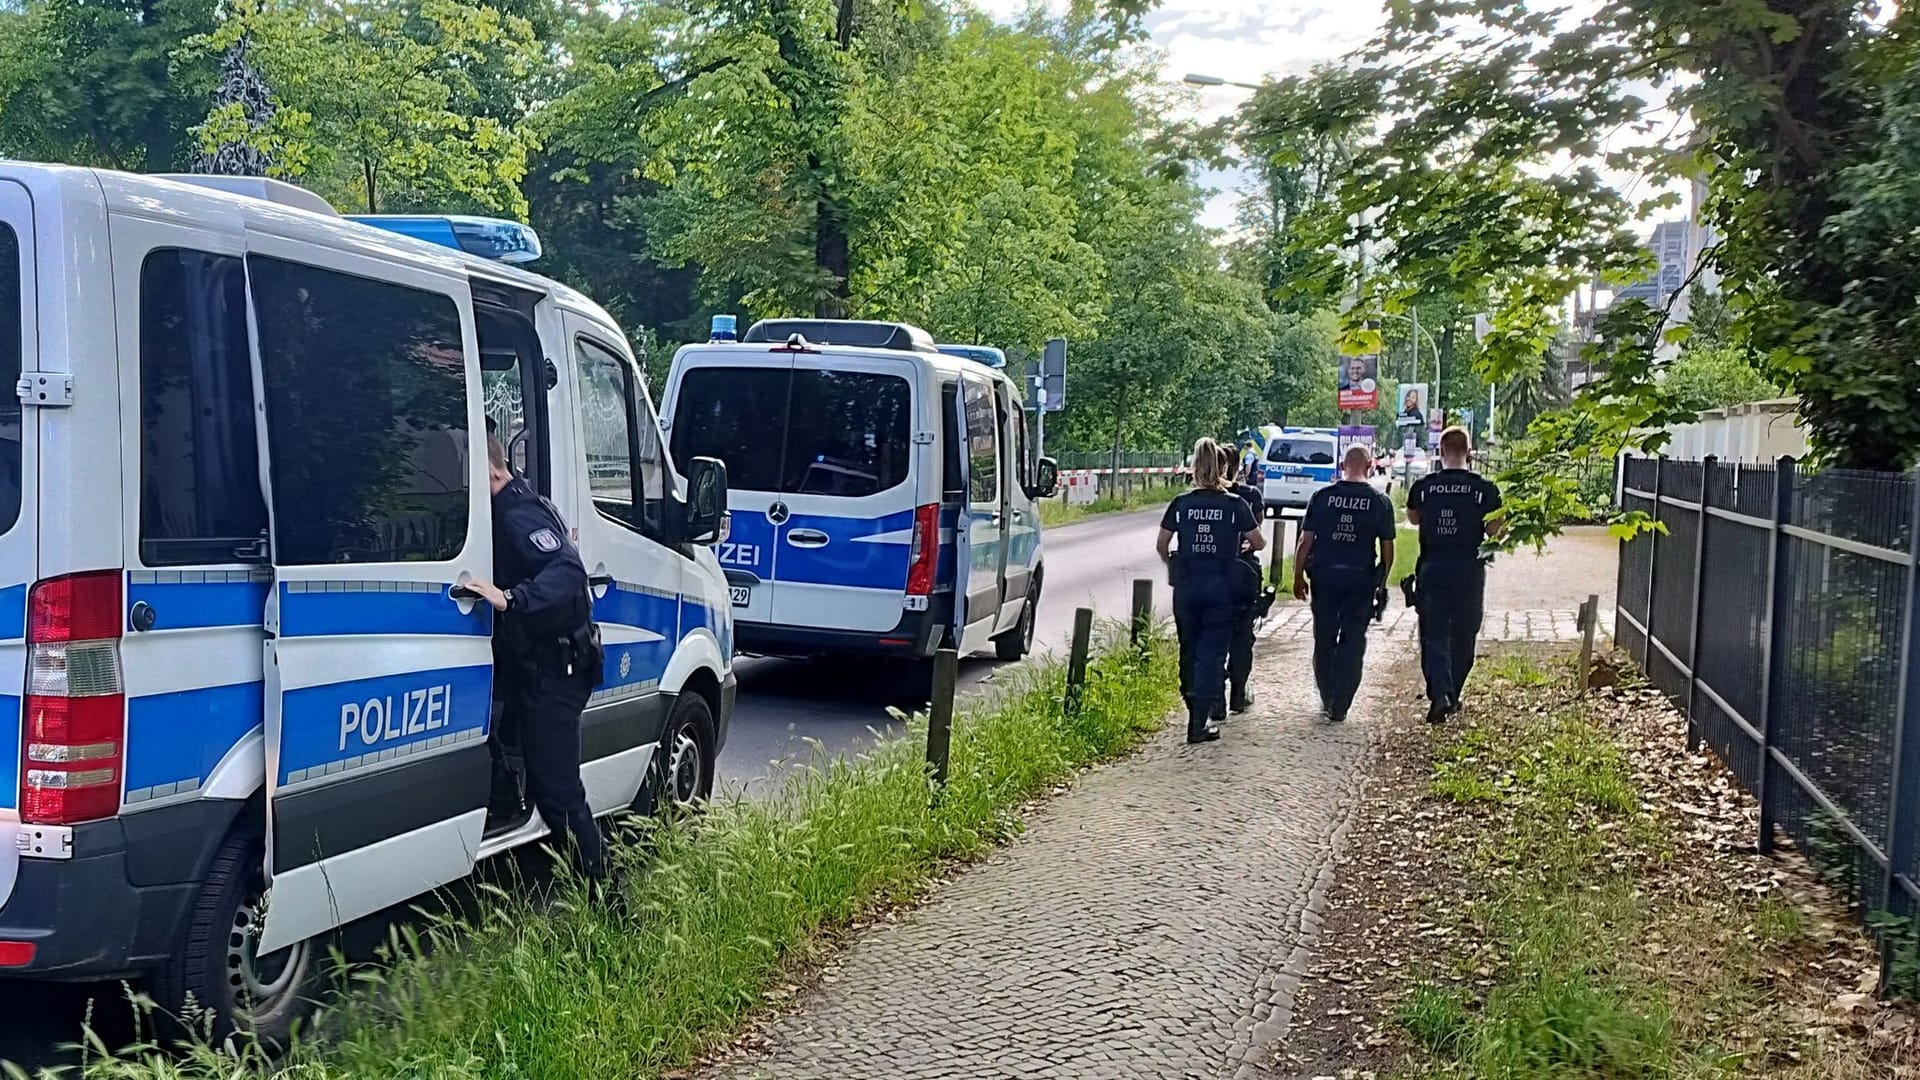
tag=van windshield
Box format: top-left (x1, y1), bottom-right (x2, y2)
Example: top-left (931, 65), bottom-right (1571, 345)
top-left (1268, 438), bottom-right (1336, 466)
top-left (671, 366), bottom-right (911, 497)
top-left (0, 224), bottom-right (22, 534)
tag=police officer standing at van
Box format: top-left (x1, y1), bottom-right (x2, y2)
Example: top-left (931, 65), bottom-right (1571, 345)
top-left (1405, 427), bottom-right (1504, 723)
top-left (1222, 444), bottom-right (1266, 714)
top-left (466, 436), bottom-right (608, 881)
top-left (1157, 437), bottom-right (1266, 743)
top-left (1293, 446), bottom-right (1395, 722)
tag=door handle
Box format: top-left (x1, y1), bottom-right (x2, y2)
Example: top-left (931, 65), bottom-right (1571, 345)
top-left (786, 529), bottom-right (830, 548)
top-left (449, 585), bottom-right (482, 603)
top-left (588, 573), bottom-right (614, 588)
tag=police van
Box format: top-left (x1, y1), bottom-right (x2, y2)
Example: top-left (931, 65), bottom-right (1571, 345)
top-left (661, 319), bottom-right (1058, 662)
top-left (1260, 426), bottom-right (1340, 512)
top-left (0, 163), bottom-right (736, 1039)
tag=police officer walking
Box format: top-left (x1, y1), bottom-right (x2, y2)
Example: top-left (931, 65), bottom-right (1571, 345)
top-left (1292, 446), bottom-right (1395, 722)
top-left (466, 435), bottom-right (608, 880)
top-left (1222, 444), bottom-right (1266, 715)
top-left (1157, 437), bottom-right (1266, 743)
top-left (1406, 427), bottom-right (1504, 723)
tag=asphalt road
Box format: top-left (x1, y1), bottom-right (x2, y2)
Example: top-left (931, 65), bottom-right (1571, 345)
top-left (0, 506), bottom-right (1181, 1069)
top-left (716, 506), bottom-right (1174, 797)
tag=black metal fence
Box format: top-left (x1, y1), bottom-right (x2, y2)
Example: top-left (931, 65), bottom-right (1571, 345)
top-left (1617, 455), bottom-right (1920, 950)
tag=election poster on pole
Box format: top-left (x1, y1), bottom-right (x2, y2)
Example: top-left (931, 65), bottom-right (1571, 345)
top-left (1336, 355), bottom-right (1379, 412)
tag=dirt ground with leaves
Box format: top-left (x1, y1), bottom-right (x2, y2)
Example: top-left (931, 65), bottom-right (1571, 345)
top-left (1270, 644), bottom-right (1920, 1079)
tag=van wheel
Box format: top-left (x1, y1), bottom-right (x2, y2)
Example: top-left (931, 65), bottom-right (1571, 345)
top-left (151, 818), bottom-right (314, 1048)
top-left (994, 584), bottom-right (1039, 661)
top-left (634, 692), bottom-right (716, 815)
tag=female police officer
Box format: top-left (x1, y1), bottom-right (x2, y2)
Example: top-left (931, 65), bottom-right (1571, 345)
top-left (1157, 437), bottom-right (1266, 743)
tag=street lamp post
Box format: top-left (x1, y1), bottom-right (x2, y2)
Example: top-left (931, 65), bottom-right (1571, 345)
top-left (1183, 73), bottom-right (1264, 91)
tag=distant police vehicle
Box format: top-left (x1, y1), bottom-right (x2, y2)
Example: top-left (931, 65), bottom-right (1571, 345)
top-left (0, 163), bottom-right (736, 1039)
top-left (662, 319), bottom-right (1059, 662)
top-left (1258, 426), bottom-right (1340, 512)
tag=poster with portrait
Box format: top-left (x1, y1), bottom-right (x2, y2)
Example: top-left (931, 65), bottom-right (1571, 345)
top-left (1336, 354), bottom-right (1379, 412)
top-left (1397, 383), bottom-right (1429, 428)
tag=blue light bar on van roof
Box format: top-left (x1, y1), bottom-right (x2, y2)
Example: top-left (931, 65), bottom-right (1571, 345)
top-left (935, 344), bottom-right (1007, 369)
top-left (345, 214), bottom-right (543, 264)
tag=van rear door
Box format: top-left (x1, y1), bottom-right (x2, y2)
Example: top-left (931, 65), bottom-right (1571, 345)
top-left (773, 353), bottom-right (918, 635)
top-left (0, 183), bottom-right (36, 829)
top-left (242, 242), bottom-right (495, 955)
top-left (663, 351), bottom-right (792, 627)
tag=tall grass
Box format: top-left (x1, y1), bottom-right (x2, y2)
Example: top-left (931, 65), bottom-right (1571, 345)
top-left (67, 630), bottom-right (1176, 1080)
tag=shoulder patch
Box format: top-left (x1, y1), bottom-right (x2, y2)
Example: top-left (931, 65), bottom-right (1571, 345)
top-left (530, 527), bottom-right (562, 553)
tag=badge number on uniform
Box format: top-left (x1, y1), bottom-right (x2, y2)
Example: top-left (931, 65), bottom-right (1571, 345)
top-left (531, 528), bottom-right (562, 553)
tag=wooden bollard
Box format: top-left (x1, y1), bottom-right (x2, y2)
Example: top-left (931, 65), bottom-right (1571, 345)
top-left (927, 647), bottom-right (958, 786)
top-left (1130, 578), bottom-right (1153, 647)
top-left (1578, 593), bottom-right (1599, 695)
top-left (1268, 516), bottom-right (1286, 586)
top-left (1066, 607), bottom-right (1094, 713)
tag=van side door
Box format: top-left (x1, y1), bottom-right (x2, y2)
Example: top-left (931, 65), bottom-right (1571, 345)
top-left (0, 182), bottom-right (36, 824)
top-left (562, 319), bottom-right (680, 812)
top-left (243, 242), bottom-right (495, 955)
top-left (956, 373), bottom-right (1003, 655)
top-left (992, 380), bottom-right (1032, 633)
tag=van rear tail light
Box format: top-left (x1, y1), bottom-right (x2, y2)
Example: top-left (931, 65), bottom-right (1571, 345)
top-left (906, 503), bottom-right (941, 597)
top-left (21, 571), bottom-right (124, 826)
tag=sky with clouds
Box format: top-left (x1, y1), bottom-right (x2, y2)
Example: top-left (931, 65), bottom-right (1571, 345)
top-left (971, 0), bottom-right (1389, 230)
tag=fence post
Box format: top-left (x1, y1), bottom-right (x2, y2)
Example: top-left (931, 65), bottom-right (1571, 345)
top-left (1683, 455), bottom-right (1716, 752)
top-left (926, 647), bottom-right (958, 787)
top-left (1880, 469), bottom-right (1920, 960)
top-left (1065, 607), bottom-right (1094, 714)
top-left (1644, 455), bottom-right (1664, 668)
top-left (1269, 517), bottom-right (1286, 588)
top-left (1756, 456), bottom-right (1793, 857)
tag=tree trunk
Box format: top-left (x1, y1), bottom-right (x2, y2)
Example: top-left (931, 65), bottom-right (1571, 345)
top-left (1439, 319), bottom-right (1455, 415)
top-left (835, 0), bottom-right (856, 49)
top-left (363, 160), bottom-right (379, 214)
top-left (814, 179), bottom-right (850, 318)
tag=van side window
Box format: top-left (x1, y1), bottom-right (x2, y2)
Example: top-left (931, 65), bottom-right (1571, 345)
top-left (941, 381), bottom-right (965, 498)
top-left (0, 225), bottom-right (22, 535)
top-left (138, 250), bottom-right (269, 566)
top-left (962, 378), bottom-right (998, 505)
top-left (575, 337), bottom-right (667, 540)
top-left (249, 256), bottom-right (469, 565)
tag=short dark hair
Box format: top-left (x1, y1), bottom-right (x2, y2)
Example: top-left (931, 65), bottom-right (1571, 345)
top-left (1439, 426), bottom-right (1471, 456)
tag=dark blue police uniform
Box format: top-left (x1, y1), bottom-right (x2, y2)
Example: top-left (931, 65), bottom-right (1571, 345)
top-left (493, 477), bottom-right (607, 879)
top-left (1406, 467), bottom-right (1503, 716)
top-left (1227, 478), bottom-right (1265, 712)
top-left (1162, 488), bottom-right (1258, 741)
top-left (1301, 479), bottom-right (1395, 720)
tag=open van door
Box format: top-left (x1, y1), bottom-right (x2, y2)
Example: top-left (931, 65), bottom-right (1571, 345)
top-left (956, 374), bottom-right (1004, 654)
top-left (0, 183), bottom-right (35, 831)
top-left (243, 243), bottom-right (495, 955)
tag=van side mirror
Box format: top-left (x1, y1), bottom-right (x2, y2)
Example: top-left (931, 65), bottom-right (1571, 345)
top-left (684, 456), bottom-right (728, 545)
top-left (1026, 457), bottom-right (1059, 501)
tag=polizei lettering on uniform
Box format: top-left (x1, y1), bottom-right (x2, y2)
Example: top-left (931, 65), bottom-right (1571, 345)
top-left (1325, 495), bottom-right (1374, 510)
top-left (338, 683), bottom-right (455, 751)
top-left (1424, 483), bottom-right (1477, 496)
top-left (1184, 508), bottom-right (1226, 521)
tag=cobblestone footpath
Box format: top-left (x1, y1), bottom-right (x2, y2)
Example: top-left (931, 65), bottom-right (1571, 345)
top-left (1259, 603), bottom-right (1614, 644)
top-left (718, 636), bottom-right (1405, 1080)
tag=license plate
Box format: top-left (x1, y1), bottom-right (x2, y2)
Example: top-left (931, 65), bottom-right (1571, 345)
top-left (728, 585), bottom-right (750, 608)
top-left (1282, 469), bottom-right (1306, 478)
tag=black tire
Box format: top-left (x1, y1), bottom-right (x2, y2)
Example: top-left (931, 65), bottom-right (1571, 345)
top-left (632, 691), bottom-right (717, 815)
top-left (150, 816), bottom-right (315, 1048)
top-left (993, 582), bottom-right (1040, 662)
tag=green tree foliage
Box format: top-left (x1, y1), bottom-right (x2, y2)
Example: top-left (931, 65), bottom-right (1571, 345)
top-left (1664, 344), bottom-right (1782, 414)
top-left (0, 0), bottom-right (221, 169)
top-left (1249, 0), bottom-right (1920, 547)
top-left (183, 0), bottom-right (541, 215)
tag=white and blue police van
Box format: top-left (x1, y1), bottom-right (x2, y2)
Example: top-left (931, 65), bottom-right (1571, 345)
top-left (0, 163), bottom-right (736, 1039)
top-left (1259, 426), bottom-right (1340, 512)
top-left (661, 319), bottom-right (1058, 663)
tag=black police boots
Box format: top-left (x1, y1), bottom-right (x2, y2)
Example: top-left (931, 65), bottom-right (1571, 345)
top-left (1186, 703), bottom-right (1222, 743)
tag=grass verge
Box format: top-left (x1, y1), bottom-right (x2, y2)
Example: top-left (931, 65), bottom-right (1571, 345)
top-left (1273, 524), bottom-right (1420, 601)
top-left (1387, 651), bottom-right (1900, 1079)
top-left (73, 630), bottom-right (1178, 1080)
top-left (1036, 482), bottom-right (1174, 528)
